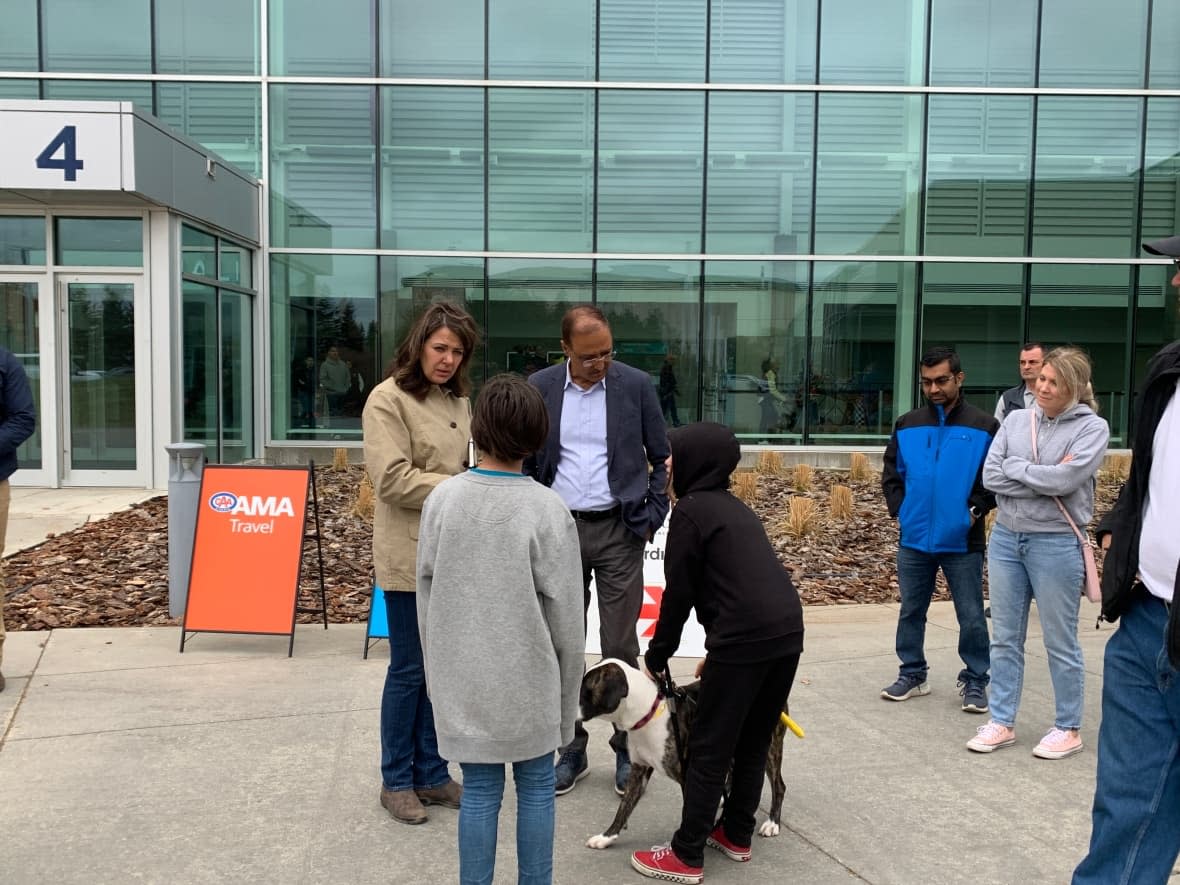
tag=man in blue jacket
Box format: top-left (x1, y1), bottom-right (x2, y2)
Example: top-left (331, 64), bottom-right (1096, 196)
top-left (881, 346), bottom-right (999, 713)
top-left (0, 346), bottom-right (36, 692)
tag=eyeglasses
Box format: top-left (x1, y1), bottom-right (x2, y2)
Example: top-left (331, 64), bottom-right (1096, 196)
top-left (919, 374), bottom-right (958, 388)
top-left (573, 350), bottom-right (616, 368)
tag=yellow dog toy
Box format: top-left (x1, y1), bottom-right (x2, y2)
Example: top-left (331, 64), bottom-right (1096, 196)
top-left (780, 712), bottom-right (805, 739)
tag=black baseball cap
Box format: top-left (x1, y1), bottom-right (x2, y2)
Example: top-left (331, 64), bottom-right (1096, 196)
top-left (1143, 235), bottom-right (1180, 257)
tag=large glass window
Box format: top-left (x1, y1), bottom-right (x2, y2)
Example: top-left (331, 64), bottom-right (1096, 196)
top-left (0, 80), bottom-right (38, 98)
top-left (819, 0), bottom-right (925, 86)
top-left (272, 254), bottom-right (379, 441)
top-left (709, 0), bottom-right (816, 84)
top-left (928, 0), bottom-right (1036, 86)
top-left (55, 218), bottom-right (144, 267)
top-left (489, 89), bottom-right (593, 253)
top-left (925, 95), bottom-right (1033, 257)
top-left (43, 0), bottom-right (151, 72)
top-left (1032, 97), bottom-right (1143, 258)
top-left (380, 86), bottom-right (484, 252)
top-left (703, 260), bottom-right (808, 441)
top-left (1027, 264), bottom-right (1132, 443)
top-left (1142, 98), bottom-right (1180, 246)
top-left (0, 0), bottom-right (38, 71)
top-left (489, 0), bottom-right (593, 80)
top-left (1133, 263), bottom-right (1180, 441)
top-left (270, 0), bottom-right (373, 76)
top-left (599, 0), bottom-right (706, 82)
top-left (156, 0), bottom-right (258, 74)
top-left (381, 0), bottom-right (483, 78)
top-left (270, 85), bottom-right (377, 250)
top-left (1039, 0), bottom-right (1148, 89)
top-left (597, 91), bottom-right (705, 253)
top-left (157, 83), bottom-right (262, 177)
top-left (0, 217), bottom-right (47, 265)
top-left (706, 93), bottom-right (814, 255)
top-left (182, 280), bottom-right (218, 461)
top-left (380, 256), bottom-right (486, 376)
top-left (487, 259), bottom-right (591, 378)
top-left (42, 80), bottom-right (153, 112)
top-left (1150, 0), bottom-right (1180, 88)
top-left (814, 94), bottom-right (924, 255)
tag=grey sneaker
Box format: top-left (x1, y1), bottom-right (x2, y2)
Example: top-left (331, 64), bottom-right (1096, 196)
top-left (881, 674), bottom-right (930, 701)
top-left (959, 680), bottom-right (989, 713)
top-left (554, 749), bottom-right (588, 795)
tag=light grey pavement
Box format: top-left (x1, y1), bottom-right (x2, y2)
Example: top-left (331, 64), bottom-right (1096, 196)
top-left (5, 486), bottom-right (164, 555)
top-left (0, 596), bottom-right (1114, 885)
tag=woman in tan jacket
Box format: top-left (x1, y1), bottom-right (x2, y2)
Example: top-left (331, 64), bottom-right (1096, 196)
top-left (363, 301), bottom-right (479, 825)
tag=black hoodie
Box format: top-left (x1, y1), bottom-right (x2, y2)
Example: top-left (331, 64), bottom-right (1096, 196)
top-left (644, 422), bottom-right (804, 676)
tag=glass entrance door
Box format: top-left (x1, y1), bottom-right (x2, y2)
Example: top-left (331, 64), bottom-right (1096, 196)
top-left (62, 278), bottom-right (145, 484)
top-left (0, 278), bottom-right (49, 486)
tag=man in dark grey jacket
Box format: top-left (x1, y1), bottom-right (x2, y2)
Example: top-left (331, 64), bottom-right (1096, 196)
top-left (526, 305), bottom-right (670, 796)
top-left (993, 342), bottom-right (1045, 422)
top-left (0, 346), bottom-right (36, 692)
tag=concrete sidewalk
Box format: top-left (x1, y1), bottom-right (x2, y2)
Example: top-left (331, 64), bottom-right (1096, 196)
top-left (5, 486), bottom-right (164, 555)
top-left (0, 600), bottom-right (1112, 885)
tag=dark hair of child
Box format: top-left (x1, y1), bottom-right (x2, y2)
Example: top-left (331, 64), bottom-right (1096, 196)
top-left (471, 374), bottom-right (550, 462)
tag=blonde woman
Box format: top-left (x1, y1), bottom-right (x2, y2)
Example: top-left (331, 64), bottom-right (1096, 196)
top-left (968, 347), bottom-right (1109, 759)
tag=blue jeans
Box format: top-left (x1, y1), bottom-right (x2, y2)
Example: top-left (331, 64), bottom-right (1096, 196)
top-left (380, 590), bottom-right (450, 792)
top-left (458, 753), bottom-right (555, 885)
top-left (895, 546), bottom-right (989, 685)
top-left (1073, 591), bottom-right (1180, 884)
top-left (987, 524), bottom-right (1085, 730)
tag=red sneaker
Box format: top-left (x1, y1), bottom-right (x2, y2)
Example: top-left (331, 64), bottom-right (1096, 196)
top-left (706, 824), bottom-right (751, 862)
top-left (630, 845), bottom-right (704, 884)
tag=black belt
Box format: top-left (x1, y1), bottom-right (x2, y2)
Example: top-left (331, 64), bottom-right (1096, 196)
top-left (570, 505), bottom-right (621, 522)
top-left (1135, 581), bottom-right (1173, 613)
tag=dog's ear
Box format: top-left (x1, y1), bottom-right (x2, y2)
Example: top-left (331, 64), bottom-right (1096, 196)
top-left (599, 663), bottom-right (630, 712)
top-left (581, 663), bottom-right (630, 718)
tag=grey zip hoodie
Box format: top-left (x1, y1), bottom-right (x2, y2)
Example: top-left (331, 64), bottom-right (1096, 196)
top-left (983, 402), bottom-right (1109, 533)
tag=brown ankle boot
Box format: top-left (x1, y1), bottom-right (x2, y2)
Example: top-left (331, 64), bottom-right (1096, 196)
top-left (416, 779), bottom-right (462, 809)
top-left (380, 787), bottom-right (427, 824)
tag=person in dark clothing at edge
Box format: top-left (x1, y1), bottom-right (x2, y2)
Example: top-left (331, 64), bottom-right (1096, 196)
top-left (1073, 234), bottom-right (1180, 884)
top-left (880, 346), bottom-right (999, 715)
top-left (634, 421), bottom-right (803, 885)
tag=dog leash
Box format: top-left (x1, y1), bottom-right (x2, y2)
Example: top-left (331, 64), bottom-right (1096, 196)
top-left (659, 670), bottom-right (690, 772)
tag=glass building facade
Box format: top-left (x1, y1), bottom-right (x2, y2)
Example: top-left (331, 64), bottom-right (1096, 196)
top-left (3, 0), bottom-right (1179, 453)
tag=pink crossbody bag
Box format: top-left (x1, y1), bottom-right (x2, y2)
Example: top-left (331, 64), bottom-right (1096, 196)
top-left (1030, 414), bottom-right (1102, 603)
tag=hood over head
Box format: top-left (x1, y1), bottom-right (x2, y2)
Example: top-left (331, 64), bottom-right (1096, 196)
top-left (668, 421), bottom-right (741, 498)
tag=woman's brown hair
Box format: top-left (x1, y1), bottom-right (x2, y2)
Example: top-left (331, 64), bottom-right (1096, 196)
top-left (386, 301), bottom-right (480, 399)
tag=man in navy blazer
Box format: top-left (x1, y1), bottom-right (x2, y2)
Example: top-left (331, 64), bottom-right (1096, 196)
top-left (527, 305), bottom-right (670, 796)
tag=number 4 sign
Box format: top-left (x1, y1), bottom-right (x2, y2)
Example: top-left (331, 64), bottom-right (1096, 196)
top-left (36, 126), bottom-right (85, 181)
top-left (0, 107), bottom-right (123, 190)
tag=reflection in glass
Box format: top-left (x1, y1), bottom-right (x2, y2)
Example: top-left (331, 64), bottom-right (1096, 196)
top-left (270, 85), bottom-right (377, 249)
top-left (489, 90), bottom-right (593, 253)
top-left (43, 80), bottom-right (152, 112)
top-left (819, 0), bottom-right (924, 86)
top-left (703, 261), bottom-right (807, 441)
top-left (221, 292), bottom-right (255, 463)
top-left (928, 0), bottom-right (1035, 86)
top-left (380, 87), bottom-right (484, 251)
top-left (43, 0), bottom-right (150, 72)
top-left (381, 0), bottom-right (483, 78)
top-left (1028, 263), bottom-right (1131, 442)
top-left (1150, 0), bottom-right (1180, 88)
top-left (925, 95), bottom-right (1032, 257)
top-left (379, 256), bottom-right (486, 375)
top-left (0, 217), bottom-right (47, 265)
top-left (598, 91), bottom-right (705, 253)
top-left (489, 0), bottom-right (592, 79)
top-left (0, 80), bottom-right (38, 99)
top-left (182, 281), bottom-right (218, 462)
top-left (814, 94), bottom-right (923, 255)
top-left (1032, 98), bottom-right (1142, 258)
top-left (0, 282), bottom-right (41, 469)
top-left (1039, 0), bottom-right (1147, 89)
top-left (157, 83), bottom-right (262, 178)
top-left (156, 0), bottom-right (258, 74)
top-left (1133, 263), bottom-right (1180, 445)
top-left (706, 93), bottom-right (814, 254)
top-left (181, 226), bottom-right (216, 278)
top-left (272, 255), bottom-right (379, 441)
top-left (219, 242), bottom-right (252, 287)
top-left (56, 218), bottom-right (144, 267)
top-left (0, 0), bottom-right (37, 71)
top-left (1142, 98), bottom-right (1180, 246)
top-left (67, 282), bottom-right (136, 470)
top-left (709, 0), bottom-right (816, 84)
top-left (600, 0), bottom-right (706, 82)
top-left (487, 259), bottom-right (591, 379)
top-left (270, 0), bottom-right (373, 75)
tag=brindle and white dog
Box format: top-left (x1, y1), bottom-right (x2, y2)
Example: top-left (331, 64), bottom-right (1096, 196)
top-left (579, 658), bottom-right (789, 850)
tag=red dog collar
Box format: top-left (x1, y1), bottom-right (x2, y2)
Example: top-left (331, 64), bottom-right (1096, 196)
top-left (628, 692), bottom-right (665, 731)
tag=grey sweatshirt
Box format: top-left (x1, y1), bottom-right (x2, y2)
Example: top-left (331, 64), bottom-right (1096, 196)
top-left (416, 471), bottom-right (584, 764)
top-left (983, 402), bottom-right (1110, 533)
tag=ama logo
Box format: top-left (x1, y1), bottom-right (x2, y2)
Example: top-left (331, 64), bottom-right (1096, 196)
top-left (208, 491), bottom-right (296, 517)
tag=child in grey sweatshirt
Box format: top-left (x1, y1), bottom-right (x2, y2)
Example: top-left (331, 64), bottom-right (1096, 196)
top-left (417, 374), bottom-right (583, 885)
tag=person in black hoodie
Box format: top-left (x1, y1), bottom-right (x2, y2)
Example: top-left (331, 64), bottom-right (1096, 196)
top-left (633, 422), bottom-right (804, 885)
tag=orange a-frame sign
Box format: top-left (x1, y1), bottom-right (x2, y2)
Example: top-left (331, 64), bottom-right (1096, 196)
top-left (181, 465), bottom-right (311, 654)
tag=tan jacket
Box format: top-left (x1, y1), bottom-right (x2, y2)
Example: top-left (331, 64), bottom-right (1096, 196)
top-left (362, 377), bottom-right (471, 592)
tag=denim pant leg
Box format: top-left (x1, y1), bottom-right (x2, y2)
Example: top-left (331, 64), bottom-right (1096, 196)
top-left (380, 590), bottom-right (450, 791)
top-left (1023, 532), bottom-right (1086, 730)
top-left (514, 753), bottom-right (556, 885)
top-left (940, 550), bottom-right (989, 686)
top-left (986, 524), bottom-right (1034, 729)
top-left (457, 762), bottom-right (506, 885)
top-left (895, 546), bottom-right (939, 680)
top-left (1073, 596), bottom-right (1180, 884)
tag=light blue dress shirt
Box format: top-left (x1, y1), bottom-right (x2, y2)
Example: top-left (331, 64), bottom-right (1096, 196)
top-left (550, 362), bottom-right (614, 511)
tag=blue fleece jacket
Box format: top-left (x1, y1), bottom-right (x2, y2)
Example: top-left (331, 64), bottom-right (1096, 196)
top-left (0, 347), bottom-right (36, 483)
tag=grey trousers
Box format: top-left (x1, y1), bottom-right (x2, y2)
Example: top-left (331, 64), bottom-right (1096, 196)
top-left (563, 513), bottom-right (646, 757)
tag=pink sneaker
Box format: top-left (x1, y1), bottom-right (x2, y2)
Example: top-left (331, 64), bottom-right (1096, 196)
top-left (1033, 727), bottom-right (1083, 759)
top-left (966, 721), bottom-right (1016, 753)
top-left (631, 845), bottom-right (704, 884)
top-left (706, 824), bottom-right (751, 862)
